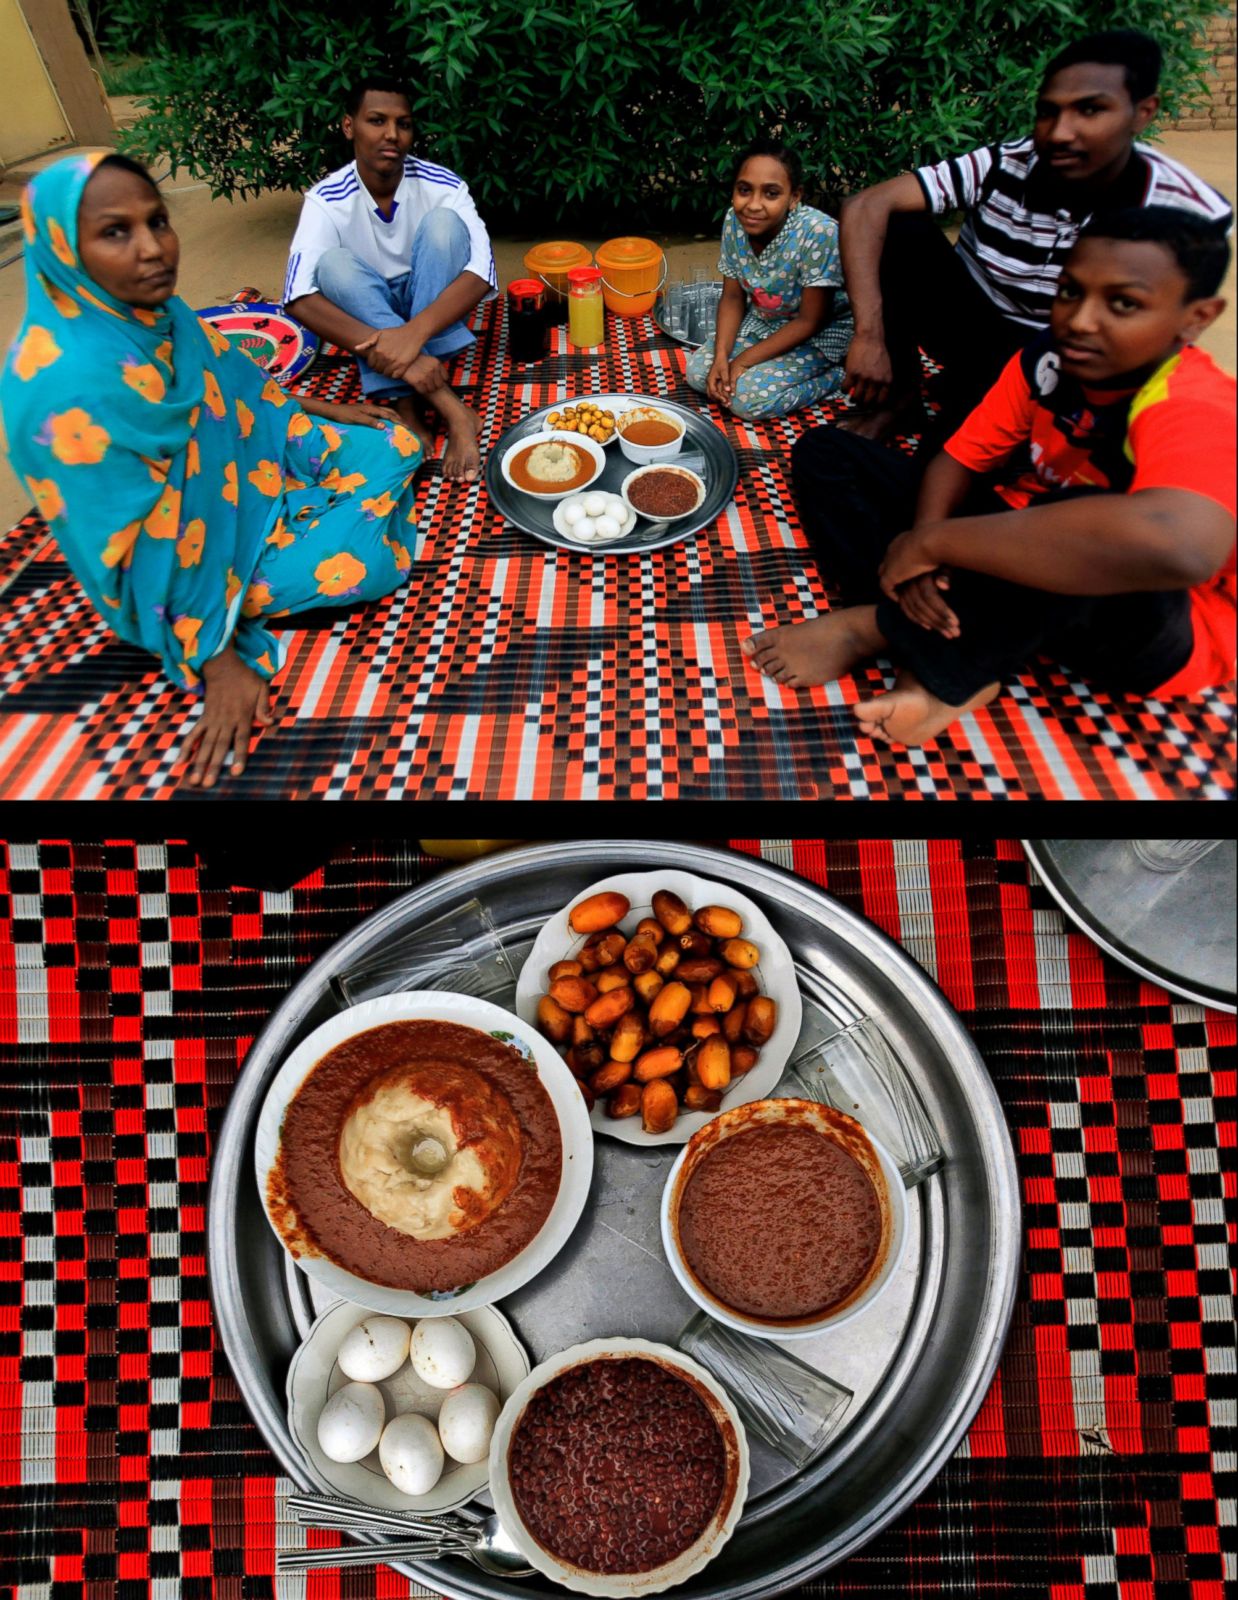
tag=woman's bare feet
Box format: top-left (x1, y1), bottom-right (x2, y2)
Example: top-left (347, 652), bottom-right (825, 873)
top-left (854, 668), bottom-right (1000, 746)
top-left (742, 605), bottom-right (887, 687)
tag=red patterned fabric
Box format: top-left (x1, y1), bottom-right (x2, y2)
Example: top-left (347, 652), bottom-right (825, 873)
top-left (0, 838), bottom-right (1232, 1598)
top-left (0, 310), bottom-right (1232, 799)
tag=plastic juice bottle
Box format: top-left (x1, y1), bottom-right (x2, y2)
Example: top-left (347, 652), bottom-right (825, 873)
top-left (566, 266), bottom-right (605, 349)
top-left (418, 840), bottom-right (522, 861)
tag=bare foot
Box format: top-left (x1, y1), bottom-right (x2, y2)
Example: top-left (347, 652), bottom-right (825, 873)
top-left (742, 605), bottom-right (887, 687)
top-left (835, 406), bottom-right (900, 442)
top-left (440, 404), bottom-right (483, 482)
top-left (854, 668), bottom-right (1000, 747)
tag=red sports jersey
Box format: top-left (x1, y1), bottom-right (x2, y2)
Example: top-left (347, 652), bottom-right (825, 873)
top-left (945, 338), bottom-right (1236, 697)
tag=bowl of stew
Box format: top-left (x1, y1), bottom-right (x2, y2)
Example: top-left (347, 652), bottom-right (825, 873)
top-left (489, 1336), bottom-right (749, 1596)
top-left (620, 464), bottom-right (705, 523)
top-left (500, 431), bottom-right (607, 500)
top-left (660, 1098), bottom-right (909, 1339)
top-left (615, 405), bottom-right (686, 465)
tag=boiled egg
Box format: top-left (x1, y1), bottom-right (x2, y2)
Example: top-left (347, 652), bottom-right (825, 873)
top-left (379, 1412), bottom-right (444, 1495)
top-left (561, 499), bottom-right (586, 526)
top-left (437, 1383), bottom-right (501, 1464)
top-left (603, 495), bottom-right (627, 522)
top-left (583, 492), bottom-right (609, 518)
top-left (593, 515), bottom-right (620, 540)
top-left (572, 517), bottom-right (598, 541)
top-left (316, 1381), bottom-right (385, 1463)
top-left (336, 1316), bottom-right (411, 1384)
top-left (410, 1317), bottom-right (476, 1389)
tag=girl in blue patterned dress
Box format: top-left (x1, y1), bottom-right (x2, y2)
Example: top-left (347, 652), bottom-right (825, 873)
top-left (1, 151), bottom-right (424, 788)
top-left (685, 142), bottom-right (854, 420)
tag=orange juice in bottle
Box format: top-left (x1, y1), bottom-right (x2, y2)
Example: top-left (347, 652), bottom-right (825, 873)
top-left (567, 266), bottom-right (605, 349)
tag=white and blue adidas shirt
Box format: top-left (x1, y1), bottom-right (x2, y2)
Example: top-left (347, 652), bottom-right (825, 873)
top-left (284, 156), bottom-right (497, 305)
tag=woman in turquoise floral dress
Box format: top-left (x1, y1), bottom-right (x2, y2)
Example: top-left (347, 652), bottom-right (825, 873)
top-left (685, 141), bottom-right (854, 419)
top-left (1, 151), bottom-right (424, 788)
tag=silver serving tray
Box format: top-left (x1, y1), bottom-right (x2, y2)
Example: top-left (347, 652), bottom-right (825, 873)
top-left (1023, 839), bottom-right (1236, 1012)
top-left (483, 395), bottom-right (738, 553)
top-left (208, 842), bottom-right (1021, 1598)
top-left (652, 285), bottom-right (723, 349)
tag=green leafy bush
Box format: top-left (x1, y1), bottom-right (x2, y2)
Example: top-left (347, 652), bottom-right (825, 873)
top-left (103, 0), bottom-right (1228, 227)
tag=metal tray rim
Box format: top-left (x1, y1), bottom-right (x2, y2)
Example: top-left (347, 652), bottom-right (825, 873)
top-left (208, 841), bottom-right (1022, 1598)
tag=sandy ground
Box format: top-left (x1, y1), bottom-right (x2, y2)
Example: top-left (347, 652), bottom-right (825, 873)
top-left (0, 131), bottom-right (1233, 530)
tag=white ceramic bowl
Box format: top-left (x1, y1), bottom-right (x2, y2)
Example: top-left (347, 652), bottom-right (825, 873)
top-left (660, 1098), bottom-right (909, 1339)
top-left (552, 492), bottom-right (637, 544)
top-left (514, 868), bottom-right (803, 1146)
top-left (286, 1298), bottom-right (529, 1513)
top-left (500, 430), bottom-right (606, 500)
top-left (254, 992), bottom-right (594, 1316)
top-left (620, 464), bottom-right (705, 522)
top-left (489, 1337), bottom-right (749, 1597)
top-left (615, 407), bottom-right (686, 465)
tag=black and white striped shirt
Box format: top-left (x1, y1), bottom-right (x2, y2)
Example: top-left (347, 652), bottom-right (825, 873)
top-left (915, 137), bottom-right (1233, 328)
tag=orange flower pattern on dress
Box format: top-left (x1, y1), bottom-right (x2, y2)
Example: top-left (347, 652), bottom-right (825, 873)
top-left (122, 359), bottom-right (167, 403)
top-left (13, 326), bottom-right (62, 380)
top-left (236, 398), bottom-right (255, 438)
top-left (318, 425), bottom-right (342, 455)
top-left (141, 455), bottom-right (171, 482)
top-left (47, 407), bottom-right (110, 465)
top-left (143, 484), bottom-right (181, 539)
top-left (24, 475), bottom-right (64, 522)
top-left (248, 459), bottom-right (282, 497)
top-left (321, 468), bottom-right (366, 494)
top-left (47, 218), bottom-right (75, 267)
top-left (389, 425), bottom-right (420, 458)
top-left (199, 319), bottom-right (230, 356)
top-left (76, 285), bottom-right (127, 322)
top-left (20, 191), bottom-right (35, 244)
top-left (202, 369), bottom-right (226, 418)
top-left (242, 580), bottom-right (274, 617)
top-left (385, 536), bottom-right (412, 573)
top-left (361, 490), bottom-right (397, 519)
top-left (261, 377), bottom-right (289, 408)
top-left (315, 551), bottom-right (368, 596)
top-left (222, 462), bottom-right (238, 504)
top-left (177, 519), bottom-right (206, 567)
top-left (154, 339), bottom-right (174, 369)
top-left (102, 520), bottom-right (141, 570)
top-left (265, 517), bottom-right (293, 550)
top-left (173, 615), bottom-right (203, 661)
top-left (286, 410), bottom-right (313, 440)
top-left (38, 275), bottom-right (80, 319)
top-left (185, 439), bottom-right (200, 478)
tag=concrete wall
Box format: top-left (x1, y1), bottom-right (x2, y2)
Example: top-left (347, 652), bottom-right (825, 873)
top-left (1168, 3), bottom-right (1237, 132)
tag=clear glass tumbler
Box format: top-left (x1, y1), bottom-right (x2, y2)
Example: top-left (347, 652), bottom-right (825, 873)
top-left (1130, 840), bottom-right (1223, 873)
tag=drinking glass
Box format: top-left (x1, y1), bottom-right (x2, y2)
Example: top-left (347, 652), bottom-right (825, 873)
top-left (330, 897), bottom-right (519, 1009)
top-left (677, 1313), bottom-right (853, 1469)
top-left (788, 1014), bottom-right (945, 1187)
top-left (1130, 840), bottom-right (1223, 873)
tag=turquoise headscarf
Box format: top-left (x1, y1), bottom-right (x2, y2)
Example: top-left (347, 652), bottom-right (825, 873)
top-left (0, 150), bottom-right (297, 688)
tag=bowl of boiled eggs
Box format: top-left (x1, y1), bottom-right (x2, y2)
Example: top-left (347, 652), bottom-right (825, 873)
top-left (287, 1299), bottom-right (530, 1513)
top-left (552, 489), bottom-right (637, 545)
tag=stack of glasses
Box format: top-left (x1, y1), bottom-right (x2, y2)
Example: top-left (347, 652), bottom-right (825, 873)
top-left (661, 268), bottom-right (724, 346)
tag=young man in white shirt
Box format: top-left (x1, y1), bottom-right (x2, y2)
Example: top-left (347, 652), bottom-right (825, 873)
top-left (285, 78), bottom-right (497, 481)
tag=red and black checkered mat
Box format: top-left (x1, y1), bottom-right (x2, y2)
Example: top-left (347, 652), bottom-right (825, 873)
top-left (1, 838), bottom-right (1233, 1600)
top-left (0, 310), bottom-right (1233, 798)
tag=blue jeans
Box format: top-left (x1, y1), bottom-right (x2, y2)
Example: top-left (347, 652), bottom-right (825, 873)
top-left (315, 208), bottom-right (476, 399)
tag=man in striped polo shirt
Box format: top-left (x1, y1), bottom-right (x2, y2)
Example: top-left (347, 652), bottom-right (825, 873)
top-left (826, 29), bottom-right (1231, 451)
top-left (285, 77), bottom-right (497, 481)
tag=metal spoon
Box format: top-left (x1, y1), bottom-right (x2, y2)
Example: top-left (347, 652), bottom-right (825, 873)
top-left (284, 1492), bottom-right (534, 1577)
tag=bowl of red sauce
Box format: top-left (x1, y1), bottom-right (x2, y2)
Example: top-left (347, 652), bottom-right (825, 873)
top-left (489, 1337), bottom-right (749, 1596)
top-left (660, 1099), bottom-right (909, 1338)
top-left (620, 464), bottom-right (705, 523)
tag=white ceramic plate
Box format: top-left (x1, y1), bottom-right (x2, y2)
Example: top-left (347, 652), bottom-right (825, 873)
top-left (254, 992), bottom-right (593, 1315)
top-left (287, 1299), bottom-right (529, 1512)
top-left (499, 430), bottom-right (605, 499)
top-left (488, 1337), bottom-right (749, 1597)
top-left (551, 492), bottom-right (637, 544)
top-left (514, 869), bottom-right (802, 1146)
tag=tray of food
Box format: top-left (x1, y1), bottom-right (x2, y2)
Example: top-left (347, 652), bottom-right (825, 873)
top-left (484, 394), bottom-right (738, 553)
top-left (208, 841), bottom-right (1021, 1598)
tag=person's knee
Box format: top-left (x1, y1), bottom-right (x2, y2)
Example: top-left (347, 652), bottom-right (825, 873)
top-left (413, 206), bottom-right (470, 259)
top-left (684, 349), bottom-right (712, 392)
top-left (314, 246), bottom-right (365, 300)
top-left (729, 372), bottom-right (787, 419)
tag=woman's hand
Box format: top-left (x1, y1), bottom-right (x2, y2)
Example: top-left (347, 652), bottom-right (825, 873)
top-left (879, 524), bottom-right (941, 600)
top-left (320, 400), bottom-right (399, 429)
top-left (180, 645), bottom-right (275, 789)
top-left (898, 570), bottom-right (960, 638)
top-left (706, 355), bottom-right (734, 404)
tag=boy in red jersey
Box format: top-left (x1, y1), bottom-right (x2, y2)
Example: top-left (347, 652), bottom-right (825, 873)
top-left (744, 208), bottom-right (1235, 746)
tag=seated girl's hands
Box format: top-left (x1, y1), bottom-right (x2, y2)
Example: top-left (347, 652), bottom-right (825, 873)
top-left (898, 570), bottom-right (960, 638)
top-left (706, 354), bottom-right (734, 405)
top-left (181, 644), bottom-right (275, 789)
